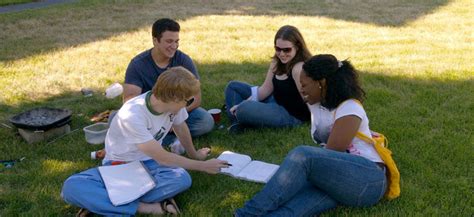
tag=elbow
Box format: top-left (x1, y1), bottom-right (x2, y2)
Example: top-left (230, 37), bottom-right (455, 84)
top-left (325, 143), bottom-right (350, 152)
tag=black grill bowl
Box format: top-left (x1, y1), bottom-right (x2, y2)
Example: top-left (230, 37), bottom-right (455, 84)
top-left (9, 107), bottom-right (72, 131)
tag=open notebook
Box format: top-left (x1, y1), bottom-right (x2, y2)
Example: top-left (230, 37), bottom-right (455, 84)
top-left (98, 161), bottom-right (156, 206)
top-left (217, 151), bottom-right (279, 183)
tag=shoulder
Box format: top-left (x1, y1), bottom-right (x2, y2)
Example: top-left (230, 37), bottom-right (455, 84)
top-left (291, 61), bottom-right (304, 76)
top-left (335, 99), bottom-right (366, 120)
top-left (172, 50), bottom-right (199, 77)
top-left (173, 50), bottom-right (193, 62)
top-left (128, 49), bottom-right (153, 72)
top-left (131, 49), bottom-right (152, 64)
top-left (120, 94), bottom-right (147, 115)
top-left (292, 62), bottom-right (304, 72)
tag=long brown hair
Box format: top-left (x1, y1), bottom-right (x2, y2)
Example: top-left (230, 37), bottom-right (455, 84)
top-left (273, 25), bottom-right (312, 75)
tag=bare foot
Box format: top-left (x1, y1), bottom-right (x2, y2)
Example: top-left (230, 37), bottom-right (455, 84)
top-left (137, 202), bottom-right (164, 215)
top-left (160, 198), bottom-right (180, 215)
top-left (163, 202), bottom-right (178, 215)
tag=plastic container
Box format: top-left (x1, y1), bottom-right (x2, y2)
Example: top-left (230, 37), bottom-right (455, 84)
top-left (105, 83), bottom-right (123, 99)
top-left (83, 122), bottom-right (109, 144)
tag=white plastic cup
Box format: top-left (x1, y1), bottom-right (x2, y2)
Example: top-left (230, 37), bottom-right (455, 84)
top-left (91, 151), bottom-right (97, 159)
top-left (105, 83), bottom-right (123, 99)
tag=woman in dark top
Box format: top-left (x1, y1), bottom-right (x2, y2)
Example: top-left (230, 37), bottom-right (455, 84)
top-left (224, 25), bottom-right (312, 133)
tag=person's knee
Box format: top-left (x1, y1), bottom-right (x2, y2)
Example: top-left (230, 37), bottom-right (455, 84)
top-left (176, 168), bottom-right (192, 190)
top-left (234, 101), bottom-right (254, 120)
top-left (199, 113), bottom-right (215, 134)
top-left (188, 108), bottom-right (214, 137)
top-left (225, 80), bottom-right (241, 92)
top-left (61, 176), bottom-right (81, 204)
top-left (287, 145), bottom-right (315, 163)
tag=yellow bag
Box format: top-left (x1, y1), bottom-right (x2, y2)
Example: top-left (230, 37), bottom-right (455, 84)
top-left (335, 100), bottom-right (400, 200)
top-left (356, 131), bottom-right (400, 200)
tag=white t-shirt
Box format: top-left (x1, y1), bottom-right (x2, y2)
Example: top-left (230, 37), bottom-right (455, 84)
top-left (104, 92), bottom-right (188, 162)
top-left (308, 100), bottom-right (382, 162)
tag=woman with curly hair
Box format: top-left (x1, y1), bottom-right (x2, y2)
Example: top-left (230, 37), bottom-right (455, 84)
top-left (235, 54), bottom-right (387, 216)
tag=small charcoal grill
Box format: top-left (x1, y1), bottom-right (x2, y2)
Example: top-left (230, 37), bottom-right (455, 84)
top-left (9, 107), bottom-right (72, 131)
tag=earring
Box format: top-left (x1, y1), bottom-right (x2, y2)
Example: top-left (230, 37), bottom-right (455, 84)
top-left (318, 86), bottom-right (322, 89)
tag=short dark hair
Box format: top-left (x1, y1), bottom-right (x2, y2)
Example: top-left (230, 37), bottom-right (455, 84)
top-left (302, 54), bottom-right (366, 110)
top-left (152, 18), bottom-right (180, 41)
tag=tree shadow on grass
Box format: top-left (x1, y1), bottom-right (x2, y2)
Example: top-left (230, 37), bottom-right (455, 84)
top-left (0, 0), bottom-right (452, 62)
top-left (0, 61), bottom-right (471, 215)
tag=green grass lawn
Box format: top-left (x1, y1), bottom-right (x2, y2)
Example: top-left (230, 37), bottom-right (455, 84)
top-left (0, 0), bottom-right (473, 216)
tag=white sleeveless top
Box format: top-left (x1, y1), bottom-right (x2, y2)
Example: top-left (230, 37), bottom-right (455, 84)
top-left (308, 100), bottom-right (382, 163)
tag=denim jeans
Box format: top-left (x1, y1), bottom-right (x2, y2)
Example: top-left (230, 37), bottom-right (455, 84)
top-left (61, 159), bottom-right (191, 216)
top-left (235, 146), bottom-right (387, 217)
top-left (224, 81), bottom-right (302, 128)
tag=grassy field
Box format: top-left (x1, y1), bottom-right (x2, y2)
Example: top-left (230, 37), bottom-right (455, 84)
top-left (0, 0), bottom-right (34, 7)
top-left (0, 0), bottom-right (473, 216)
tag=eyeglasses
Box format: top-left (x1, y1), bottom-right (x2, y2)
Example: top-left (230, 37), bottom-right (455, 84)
top-left (185, 97), bottom-right (195, 107)
top-left (274, 46), bottom-right (293, 53)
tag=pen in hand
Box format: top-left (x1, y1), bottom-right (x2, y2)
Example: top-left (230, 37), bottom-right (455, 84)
top-left (225, 163), bottom-right (233, 166)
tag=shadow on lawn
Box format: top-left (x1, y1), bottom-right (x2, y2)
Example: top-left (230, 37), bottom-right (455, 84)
top-left (0, 61), bottom-right (472, 215)
top-left (0, 0), bottom-right (452, 62)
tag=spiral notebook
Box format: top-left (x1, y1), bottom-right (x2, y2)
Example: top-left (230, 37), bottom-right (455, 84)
top-left (98, 161), bottom-right (156, 206)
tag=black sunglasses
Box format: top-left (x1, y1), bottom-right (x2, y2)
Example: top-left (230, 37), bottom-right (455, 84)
top-left (185, 97), bottom-right (195, 107)
top-left (274, 46), bottom-right (293, 53)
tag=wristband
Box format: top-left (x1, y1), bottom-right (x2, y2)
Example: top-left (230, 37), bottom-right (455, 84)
top-left (250, 86), bottom-right (259, 101)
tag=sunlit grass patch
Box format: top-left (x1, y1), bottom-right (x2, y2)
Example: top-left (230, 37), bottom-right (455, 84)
top-left (0, 0), bottom-right (472, 216)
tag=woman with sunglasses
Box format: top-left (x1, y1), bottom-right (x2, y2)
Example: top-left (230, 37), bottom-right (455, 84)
top-left (235, 54), bottom-right (387, 216)
top-left (224, 25), bottom-right (312, 133)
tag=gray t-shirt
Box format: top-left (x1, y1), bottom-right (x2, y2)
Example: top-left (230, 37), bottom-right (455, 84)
top-left (125, 49), bottom-right (199, 93)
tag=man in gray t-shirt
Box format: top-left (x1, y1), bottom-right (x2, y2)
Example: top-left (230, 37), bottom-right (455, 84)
top-left (123, 18), bottom-right (214, 145)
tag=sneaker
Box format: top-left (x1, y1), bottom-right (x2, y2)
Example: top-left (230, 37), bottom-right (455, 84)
top-left (227, 123), bottom-right (243, 134)
top-left (170, 139), bottom-right (185, 155)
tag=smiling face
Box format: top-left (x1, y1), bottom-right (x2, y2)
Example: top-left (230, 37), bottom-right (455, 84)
top-left (153, 30), bottom-right (179, 59)
top-left (300, 71), bottom-right (324, 105)
top-left (275, 39), bottom-right (297, 64)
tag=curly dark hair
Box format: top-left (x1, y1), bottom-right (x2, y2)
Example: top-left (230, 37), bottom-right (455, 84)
top-left (302, 54), bottom-right (366, 110)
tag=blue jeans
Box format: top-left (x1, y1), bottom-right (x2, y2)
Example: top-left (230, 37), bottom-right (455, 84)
top-left (61, 159), bottom-right (192, 216)
top-left (162, 107), bottom-right (214, 145)
top-left (224, 81), bottom-right (302, 128)
top-left (235, 146), bottom-right (387, 217)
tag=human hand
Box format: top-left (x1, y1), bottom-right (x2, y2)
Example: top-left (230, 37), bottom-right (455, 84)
top-left (230, 105), bottom-right (239, 115)
top-left (200, 159), bottom-right (229, 174)
top-left (192, 147), bottom-right (211, 160)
